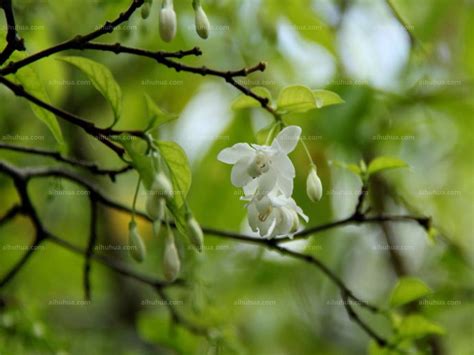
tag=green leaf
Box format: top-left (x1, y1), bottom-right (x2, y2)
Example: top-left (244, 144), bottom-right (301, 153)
top-left (397, 315), bottom-right (445, 339)
top-left (119, 136), bottom-right (155, 189)
top-left (11, 66), bottom-right (64, 146)
top-left (367, 157), bottom-right (408, 176)
top-left (389, 277), bottom-right (432, 308)
top-left (58, 56), bottom-right (122, 123)
top-left (277, 85), bottom-right (316, 114)
top-left (255, 121), bottom-right (283, 145)
top-left (155, 141), bottom-right (192, 208)
top-left (331, 160), bottom-right (362, 176)
top-left (312, 89), bottom-right (345, 108)
top-left (231, 87), bottom-right (272, 110)
top-left (144, 94), bottom-right (177, 130)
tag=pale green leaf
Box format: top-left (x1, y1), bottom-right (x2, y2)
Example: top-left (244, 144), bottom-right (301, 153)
top-left (144, 94), bottom-right (177, 129)
top-left (231, 87), bottom-right (272, 110)
top-left (368, 156), bottom-right (408, 176)
top-left (58, 56), bottom-right (122, 123)
top-left (11, 66), bottom-right (64, 146)
top-left (331, 160), bottom-right (362, 176)
top-left (155, 141), bottom-right (192, 208)
top-left (312, 89), bottom-right (345, 108)
top-left (277, 85), bottom-right (316, 113)
top-left (397, 315), bottom-right (445, 339)
top-left (119, 136), bottom-right (155, 189)
top-left (389, 277), bottom-right (432, 308)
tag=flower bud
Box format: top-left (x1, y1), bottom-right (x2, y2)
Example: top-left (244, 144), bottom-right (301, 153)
top-left (306, 167), bottom-right (323, 202)
top-left (151, 172), bottom-right (174, 199)
top-left (186, 216), bottom-right (204, 252)
top-left (141, 3), bottom-right (151, 19)
top-left (163, 231), bottom-right (180, 281)
top-left (159, 0), bottom-right (177, 42)
top-left (146, 194), bottom-right (166, 220)
top-left (194, 5), bottom-right (210, 39)
top-left (128, 221), bottom-right (146, 262)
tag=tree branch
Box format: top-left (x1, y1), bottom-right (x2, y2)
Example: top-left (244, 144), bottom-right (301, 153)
top-left (0, 204), bottom-right (22, 227)
top-left (83, 200), bottom-right (98, 301)
top-left (0, 0), bottom-right (144, 73)
top-left (0, 142), bottom-right (132, 180)
top-left (0, 0), bottom-right (25, 65)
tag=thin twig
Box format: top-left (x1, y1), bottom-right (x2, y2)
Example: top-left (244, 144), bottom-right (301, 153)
top-left (84, 200), bottom-right (98, 301)
top-left (0, 142), bottom-right (132, 180)
top-left (0, 0), bottom-right (25, 65)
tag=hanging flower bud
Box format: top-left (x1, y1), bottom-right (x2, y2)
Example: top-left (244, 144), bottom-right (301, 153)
top-left (159, 0), bottom-right (177, 42)
top-left (146, 193), bottom-right (166, 220)
top-left (186, 215), bottom-right (204, 252)
top-left (141, 2), bottom-right (151, 19)
top-left (151, 172), bottom-right (174, 199)
top-left (194, 4), bottom-right (210, 39)
top-left (163, 231), bottom-right (180, 281)
top-left (306, 167), bottom-right (323, 202)
top-left (128, 221), bottom-right (146, 262)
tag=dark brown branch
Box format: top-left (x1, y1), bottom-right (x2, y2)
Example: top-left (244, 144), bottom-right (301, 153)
top-left (0, 0), bottom-right (145, 74)
top-left (0, 142), bottom-right (132, 180)
top-left (84, 200), bottom-right (98, 301)
top-left (68, 42), bottom-right (273, 115)
top-left (341, 291), bottom-right (388, 347)
top-left (0, 0), bottom-right (25, 65)
top-left (0, 75), bottom-right (146, 157)
top-left (0, 204), bottom-right (22, 227)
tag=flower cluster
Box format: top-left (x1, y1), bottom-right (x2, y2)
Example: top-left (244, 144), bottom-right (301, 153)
top-left (128, 154), bottom-right (203, 282)
top-left (218, 126), bottom-right (322, 238)
top-left (141, 0), bottom-right (211, 42)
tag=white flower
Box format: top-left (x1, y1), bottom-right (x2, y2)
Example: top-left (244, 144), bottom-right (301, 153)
top-left (306, 167), bottom-right (323, 202)
top-left (245, 193), bottom-right (308, 239)
top-left (217, 126), bottom-right (301, 197)
top-left (159, 0), bottom-right (177, 42)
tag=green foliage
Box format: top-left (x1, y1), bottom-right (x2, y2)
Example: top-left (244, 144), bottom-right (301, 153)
top-left (58, 56), bottom-right (123, 124)
top-left (10, 60), bottom-right (64, 146)
top-left (119, 137), bottom-right (155, 189)
top-left (312, 89), bottom-right (345, 108)
top-left (231, 87), bottom-right (273, 110)
top-left (389, 277), bottom-right (432, 308)
top-left (144, 94), bottom-right (177, 130)
top-left (367, 157), bottom-right (408, 177)
top-left (397, 315), bottom-right (445, 340)
top-left (155, 141), bottom-right (192, 209)
top-left (277, 85), bottom-right (343, 114)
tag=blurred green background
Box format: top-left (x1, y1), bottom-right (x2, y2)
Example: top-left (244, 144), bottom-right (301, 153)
top-left (0, 0), bottom-right (473, 354)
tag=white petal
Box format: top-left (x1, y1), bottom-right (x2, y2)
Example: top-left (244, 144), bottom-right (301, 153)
top-left (247, 203), bottom-right (259, 232)
top-left (231, 158), bottom-right (253, 187)
top-left (277, 174), bottom-right (294, 197)
top-left (217, 143), bottom-right (254, 164)
top-left (259, 212), bottom-right (277, 237)
top-left (271, 126), bottom-right (302, 154)
top-left (257, 168), bottom-right (277, 196)
top-left (272, 154), bottom-right (295, 179)
top-left (243, 179), bottom-right (258, 196)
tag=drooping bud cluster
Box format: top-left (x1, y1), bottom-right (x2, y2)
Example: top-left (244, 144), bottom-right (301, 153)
top-left (127, 150), bottom-right (205, 282)
top-left (138, 0), bottom-right (211, 42)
